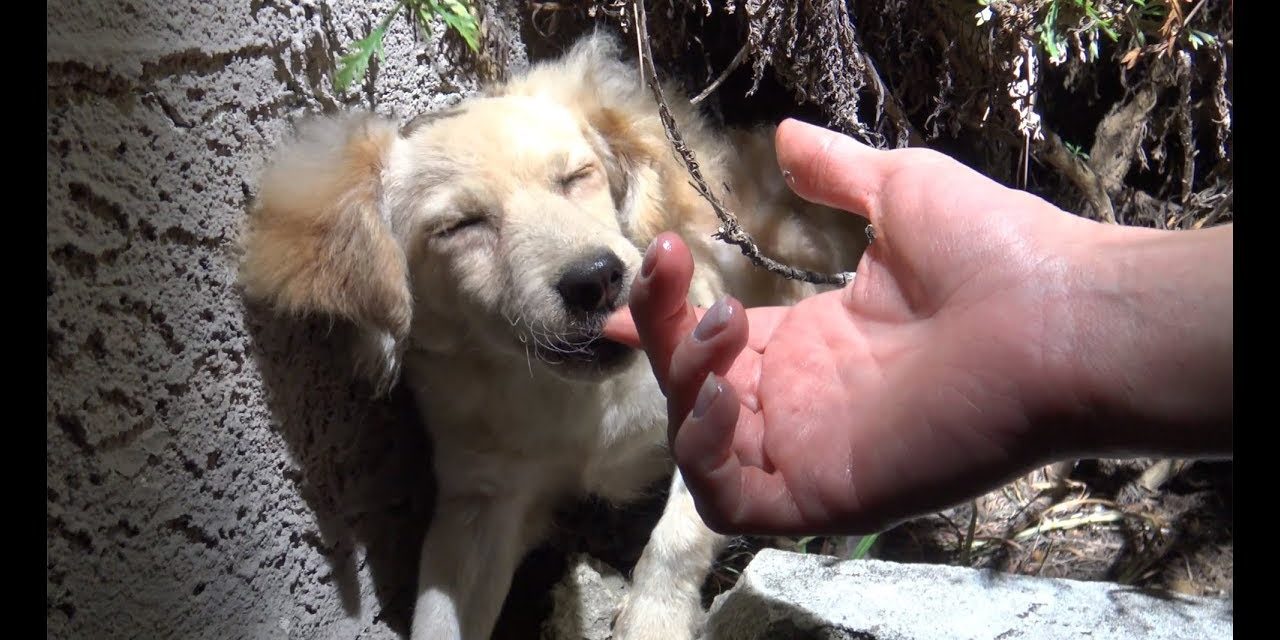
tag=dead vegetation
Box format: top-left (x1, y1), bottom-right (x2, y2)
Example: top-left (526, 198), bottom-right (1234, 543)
top-left (872, 459), bottom-right (1232, 598)
top-left (519, 0), bottom-right (1232, 230)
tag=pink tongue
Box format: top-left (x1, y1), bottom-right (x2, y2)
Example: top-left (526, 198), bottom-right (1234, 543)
top-left (602, 308), bottom-right (642, 349)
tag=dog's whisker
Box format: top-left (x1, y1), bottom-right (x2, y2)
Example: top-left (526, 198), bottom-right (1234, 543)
top-left (512, 313), bottom-right (616, 362)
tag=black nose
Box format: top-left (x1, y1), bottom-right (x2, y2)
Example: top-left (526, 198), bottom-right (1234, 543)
top-left (556, 250), bottom-right (626, 314)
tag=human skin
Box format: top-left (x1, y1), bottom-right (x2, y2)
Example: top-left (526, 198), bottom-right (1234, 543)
top-left (604, 118), bottom-right (1233, 535)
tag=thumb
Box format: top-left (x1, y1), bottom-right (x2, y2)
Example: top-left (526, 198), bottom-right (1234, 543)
top-left (775, 119), bottom-right (891, 223)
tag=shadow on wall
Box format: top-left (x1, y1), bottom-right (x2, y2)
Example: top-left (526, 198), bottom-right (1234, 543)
top-left (242, 301), bottom-right (434, 635)
top-left (240, 300), bottom-right (594, 639)
top-left (241, 302), bottom-right (616, 639)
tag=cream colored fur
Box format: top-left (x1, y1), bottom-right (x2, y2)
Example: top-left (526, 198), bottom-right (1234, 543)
top-left (241, 33), bottom-right (867, 640)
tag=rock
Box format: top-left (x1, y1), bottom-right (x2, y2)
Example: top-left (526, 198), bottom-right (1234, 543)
top-left (702, 548), bottom-right (1231, 640)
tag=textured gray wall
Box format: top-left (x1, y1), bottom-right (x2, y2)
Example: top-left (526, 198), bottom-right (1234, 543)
top-left (47, 1), bottom-right (525, 637)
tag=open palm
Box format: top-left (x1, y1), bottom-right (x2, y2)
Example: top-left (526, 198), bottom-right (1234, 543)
top-left (605, 119), bottom-right (1090, 535)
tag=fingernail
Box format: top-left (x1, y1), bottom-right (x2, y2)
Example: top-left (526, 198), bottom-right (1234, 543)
top-left (640, 237), bottom-right (660, 279)
top-left (693, 297), bottom-right (733, 342)
top-left (691, 374), bottom-right (721, 419)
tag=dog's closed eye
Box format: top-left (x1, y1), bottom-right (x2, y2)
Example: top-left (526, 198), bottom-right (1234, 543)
top-left (434, 215), bottom-right (489, 239)
top-left (560, 164), bottom-right (600, 196)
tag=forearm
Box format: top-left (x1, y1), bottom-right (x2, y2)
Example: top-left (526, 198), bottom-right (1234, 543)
top-left (1054, 222), bottom-right (1233, 458)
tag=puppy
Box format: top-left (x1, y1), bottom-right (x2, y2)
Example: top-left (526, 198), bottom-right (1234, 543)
top-left (241, 33), bottom-right (868, 640)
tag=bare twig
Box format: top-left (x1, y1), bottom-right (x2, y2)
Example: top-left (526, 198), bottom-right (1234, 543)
top-left (960, 500), bottom-right (979, 565)
top-left (851, 28), bottom-right (924, 148)
top-left (1176, 50), bottom-right (1195, 204)
top-left (1138, 459), bottom-right (1193, 492)
top-left (1090, 76), bottom-right (1162, 191)
top-left (633, 0), bottom-right (854, 286)
top-left (1020, 52), bottom-right (1033, 190)
top-left (1014, 512), bottom-right (1125, 540)
top-left (1033, 540), bottom-right (1055, 576)
top-left (1192, 184), bottom-right (1232, 229)
top-left (1035, 129), bottom-right (1117, 224)
top-left (1183, 0), bottom-right (1210, 33)
top-left (633, 1), bottom-right (644, 91)
top-left (690, 42), bottom-right (749, 105)
top-left (1209, 42), bottom-right (1231, 160)
top-left (530, 2), bottom-right (569, 38)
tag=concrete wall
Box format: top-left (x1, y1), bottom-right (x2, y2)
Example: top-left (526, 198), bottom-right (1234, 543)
top-left (47, 1), bottom-right (524, 637)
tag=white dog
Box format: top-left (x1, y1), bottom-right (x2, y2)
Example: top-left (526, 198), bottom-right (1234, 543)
top-left (241, 33), bottom-right (867, 640)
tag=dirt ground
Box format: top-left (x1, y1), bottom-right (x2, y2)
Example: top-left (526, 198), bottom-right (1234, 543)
top-left (783, 458), bottom-right (1233, 598)
top-left (484, 457), bottom-right (1231, 638)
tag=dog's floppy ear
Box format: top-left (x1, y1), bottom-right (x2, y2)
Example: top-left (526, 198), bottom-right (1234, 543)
top-left (241, 113), bottom-right (410, 393)
top-left (400, 103), bottom-right (467, 137)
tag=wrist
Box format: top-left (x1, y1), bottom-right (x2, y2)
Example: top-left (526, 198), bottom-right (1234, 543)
top-left (1044, 221), bottom-right (1233, 458)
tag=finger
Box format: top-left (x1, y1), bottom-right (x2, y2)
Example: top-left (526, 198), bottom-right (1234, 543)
top-left (775, 118), bottom-right (894, 222)
top-left (673, 375), bottom-right (806, 534)
top-left (665, 296), bottom-right (749, 441)
top-left (628, 232), bottom-right (699, 393)
top-left (610, 303), bottom-right (789, 356)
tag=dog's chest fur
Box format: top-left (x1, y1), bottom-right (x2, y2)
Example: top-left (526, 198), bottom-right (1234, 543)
top-left (404, 348), bottom-right (672, 503)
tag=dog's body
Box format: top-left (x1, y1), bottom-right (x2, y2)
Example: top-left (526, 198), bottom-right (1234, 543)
top-left (242, 34), bottom-right (867, 639)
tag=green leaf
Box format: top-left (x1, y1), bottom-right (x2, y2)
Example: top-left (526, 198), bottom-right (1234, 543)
top-left (794, 536), bottom-right (817, 553)
top-left (1042, 31), bottom-right (1065, 60)
top-left (414, 3), bottom-right (436, 39)
top-left (1190, 29), bottom-right (1217, 45)
top-left (334, 6), bottom-right (402, 94)
top-left (1139, 3), bottom-right (1165, 20)
top-left (1039, 1), bottom-right (1066, 61)
top-left (850, 534), bottom-right (879, 560)
top-left (437, 0), bottom-right (481, 51)
top-left (1064, 140), bottom-right (1090, 160)
top-left (412, 0), bottom-right (480, 52)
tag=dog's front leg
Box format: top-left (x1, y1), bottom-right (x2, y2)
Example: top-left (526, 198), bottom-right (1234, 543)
top-left (613, 471), bottom-right (728, 640)
top-left (411, 493), bottom-right (540, 640)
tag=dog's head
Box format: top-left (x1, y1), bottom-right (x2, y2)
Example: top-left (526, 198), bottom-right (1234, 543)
top-left (241, 35), bottom-right (677, 391)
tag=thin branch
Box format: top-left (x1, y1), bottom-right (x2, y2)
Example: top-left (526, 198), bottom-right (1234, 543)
top-left (633, 0), bottom-right (853, 286)
top-left (1192, 185), bottom-right (1232, 229)
top-left (1183, 0), bottom-right (1210, 32)
top-left (851, 27), bottom-right (924, 148)
top-left (1035, 128), bottom-right (1117, 224)
top-left (633, 1), bottom-right (645, 92)
top-left (691, 42), bottom-right (749, 106)
top-left (1175, 50), bottom-right (1195, 205)
top-left (954, 108), bottom-right (1117, 224)
top-left (1020, 52), bottom-right (1032, 190)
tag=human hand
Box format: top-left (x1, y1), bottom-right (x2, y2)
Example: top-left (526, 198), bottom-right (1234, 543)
top-left (605, 119), bottom-right (1098, 534)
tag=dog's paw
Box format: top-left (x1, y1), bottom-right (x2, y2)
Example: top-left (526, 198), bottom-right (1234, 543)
top-left (611, 590), bottom-right (703, 640)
